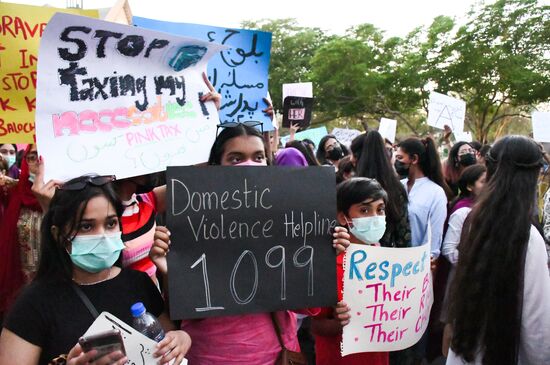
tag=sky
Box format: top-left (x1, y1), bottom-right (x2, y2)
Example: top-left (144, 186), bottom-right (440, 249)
top-left (6, 0), bottom-right (525, 37)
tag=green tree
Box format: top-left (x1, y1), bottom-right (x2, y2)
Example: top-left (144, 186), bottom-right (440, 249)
top-left (438, 0), bottom-right (550, 143)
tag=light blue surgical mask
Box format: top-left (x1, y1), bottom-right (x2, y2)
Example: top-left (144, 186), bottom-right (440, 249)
top-left (5, 155), bottom-right (16, 169)
top-left (28, 172), bottom-right (36, 183)
top-left (68, 232), bottom-right (124, 273)
top-left (347, 215), bottom-right (386, 244)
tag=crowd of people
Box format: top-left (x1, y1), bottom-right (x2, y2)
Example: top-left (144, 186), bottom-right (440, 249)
top-left (0, 95), bottom-right (549, 365)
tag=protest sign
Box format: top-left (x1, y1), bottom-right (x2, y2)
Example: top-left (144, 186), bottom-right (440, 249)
top-left (532, 112), bottom-right (550, 143)
top-left (453, 131), bottom-right (473, 143)
top-left (282, 96), bottom-right (313, 129)
top-left (282, 82), bottom-right (313, 104)
top-left (427, 92), bottom-right (466, 132)
top-left (35, 13), bottom-right (226, 181)
top-left (378, 118), bottom-right (397, 144)
top-left (0, 2), bottom-right (98, 143)
top-left (342, 243), bottom-right (433, 354)
top-left (133, 17), bottom-right (273, 131)
top-left (84, 312), bottom-right (188, 365)
top-left (279, 126), bottom-right (328, 151)
top-left (332, 128), bottom-right (362, 148)
top-left (166, 166), bottom-right (337, 319)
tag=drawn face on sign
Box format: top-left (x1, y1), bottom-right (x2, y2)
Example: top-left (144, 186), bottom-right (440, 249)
top-left (220, 135), bottom-right (267, 166)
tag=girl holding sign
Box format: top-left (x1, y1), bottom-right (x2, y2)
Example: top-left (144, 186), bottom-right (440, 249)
top-left (150, 123), bottom-right (352, 364)
top-left (311, 177), bottom-right (389, 365)
top-left (0, 175), bottom-right (192, 365)
top-left (447, 136), bottom-right (550, 365)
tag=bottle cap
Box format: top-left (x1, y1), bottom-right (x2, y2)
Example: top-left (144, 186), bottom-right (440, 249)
top-left (131, 302), bottom-right (146, 317)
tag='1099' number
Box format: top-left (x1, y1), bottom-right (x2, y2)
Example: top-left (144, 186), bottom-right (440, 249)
top-left (190, 245), bottom-right (314, 312)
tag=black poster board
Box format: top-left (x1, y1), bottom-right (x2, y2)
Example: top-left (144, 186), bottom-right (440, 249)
top-left (166, 166), bottom-right (337, 319)
top-left (282, 96), bottom-right (314, 129)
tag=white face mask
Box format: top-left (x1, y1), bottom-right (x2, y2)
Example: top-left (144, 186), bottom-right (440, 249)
top-left (28, 172), bottom-right (36, 183)
top-left (346, 215), bottom-right (386, 244)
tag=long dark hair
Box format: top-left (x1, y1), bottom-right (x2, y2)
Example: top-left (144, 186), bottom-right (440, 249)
top-left (351, 131), bottom-right (408, 236)
top-left (398, 137), bottom-right (452, 199)
top-left (448, 164), bottom-right (486, 213)
top-left (208, 124), bottom-right (269, 165)
top-left (285, 140), bottom-right (319, 166)
top-left (35, 177), bottom-right (123, 283)
top-left (316, 134), bottom-right (349, 166)
top-left (449, 135), bottom-right (543, 364)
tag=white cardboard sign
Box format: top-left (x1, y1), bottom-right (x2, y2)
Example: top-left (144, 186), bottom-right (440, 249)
top-left (36, 13), bottom-right (226, 181)
top-left (378, 118), bottom-right (397, 143)
top-left (282, 82), bottom-right (313, 104)
top-left (341, 243), bottom-right (433, 355)
top-left (532, 112), bottom-right (550, 142)
top-left (332, 128), bottom-right (362, 148)
top-left (84, 311), bottom-right (186, 365)
top-left (427, 92), bottom-right (466, 132)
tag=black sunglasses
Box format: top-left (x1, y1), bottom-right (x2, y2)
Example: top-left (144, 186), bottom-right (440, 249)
top-left (59, 175), bottom-right (116, 191)
top-left (216, 121), bottom-right (264, 136)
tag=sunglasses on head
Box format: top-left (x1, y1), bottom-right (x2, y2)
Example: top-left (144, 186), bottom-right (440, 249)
top-left (216, 121), bottom-right (264, 136)
top-left (59, 175), bottom-right (116, 191)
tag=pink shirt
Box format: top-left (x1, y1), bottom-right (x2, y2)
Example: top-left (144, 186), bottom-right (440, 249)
top-left (181, 310), bottom-right (316, 364)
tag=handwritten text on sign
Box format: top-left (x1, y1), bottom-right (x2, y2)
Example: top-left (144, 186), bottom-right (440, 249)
top-left (35, 13), bottom-right (226, 181)
top-left (0, 3), bottom-right (98, 143)
top-left (133, 17), bottom-right (273, 131)
top-left (427, 92), bottom-right (466, 132)
top-left (166, 166), bottom-right (337, 319)
top-left (342, 243), bottom-right (433, 354)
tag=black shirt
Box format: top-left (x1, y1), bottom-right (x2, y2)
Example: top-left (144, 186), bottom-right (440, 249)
top-left (4, 269), bottom-right (164, 365)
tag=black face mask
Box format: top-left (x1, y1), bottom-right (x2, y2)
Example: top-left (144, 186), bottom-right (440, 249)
top-left (327, 146), bottom-right (344, 161)
top-left (458, 153), bottom-right (476, 167)
top-left (394, 160), bottom-right (410, 178)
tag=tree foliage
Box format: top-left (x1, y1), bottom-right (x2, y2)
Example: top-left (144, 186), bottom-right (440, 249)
top-left (243, 0), bottom-right (549, 142)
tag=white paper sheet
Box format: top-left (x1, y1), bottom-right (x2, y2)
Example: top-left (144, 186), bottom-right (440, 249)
top-left (341, 243), bottom-right (433, 355)
top-left (332, 128), bottom-right (362, 147)
top-left (85, 312), bottom-right (186, 365)
top-left (378, 118), bottom-right (397, 143)
top-left (282, 82), bottom-right (313, 104)
top-left (532, 112), bottom-right (550, 142)
top-left (427, 92), bottom-right (466, 132)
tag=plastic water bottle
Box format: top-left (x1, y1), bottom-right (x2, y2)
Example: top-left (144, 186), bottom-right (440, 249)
top-left (131, 302), bottom-right (165, 342)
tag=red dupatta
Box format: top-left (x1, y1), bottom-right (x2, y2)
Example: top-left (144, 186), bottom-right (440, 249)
top-left (0, 145), bottom-right (41, 313)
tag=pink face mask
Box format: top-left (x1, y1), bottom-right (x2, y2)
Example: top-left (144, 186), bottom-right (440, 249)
top-left (235, 160), bottom-right (266, 166)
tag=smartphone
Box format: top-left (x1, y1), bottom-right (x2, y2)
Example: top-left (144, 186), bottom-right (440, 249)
top-left (78, 329), bottom-right (126, 361)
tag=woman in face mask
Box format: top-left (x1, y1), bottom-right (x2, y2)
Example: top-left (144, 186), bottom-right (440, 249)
top-left (316, 135), bottom-right (349, 169)
top-left (311, 177), bottom-right (389, 365)
top-left (0, 143), bottom-right (19, 179)
top-left (443, 142), bottom-right (478, 197)
top-left (394, 137), bottom-right (451, 260)
top-left (0, 145), bottom-right (43, 318)
top-left (150, 123), bottom-right (351, 364)
top-left (0, 174), bottom-right (191, 365)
